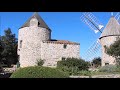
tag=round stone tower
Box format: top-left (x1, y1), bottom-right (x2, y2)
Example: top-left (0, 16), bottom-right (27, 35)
top-left (18, 12), bottom-right (51, 67)
top-left (99, 16), bottom-right (120, 66)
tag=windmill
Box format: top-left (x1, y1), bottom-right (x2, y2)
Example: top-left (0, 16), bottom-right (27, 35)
top-left (80, 12), bottom-right (104, 61)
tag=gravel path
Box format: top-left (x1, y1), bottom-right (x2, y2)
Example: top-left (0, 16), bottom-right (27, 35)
top-left (70, 74), bottom-right (120, 78)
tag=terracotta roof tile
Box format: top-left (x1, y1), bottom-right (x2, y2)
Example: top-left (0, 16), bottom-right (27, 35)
top-left (42, 40), bottom-right (80, 45)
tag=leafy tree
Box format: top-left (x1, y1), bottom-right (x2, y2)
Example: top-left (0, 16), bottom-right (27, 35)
top-left (92, 57), bottom-right (101, 68)
top-left (105, 37), bottom-right (120, 65)
top-left (1, 28), bottom-right (18, 67)
top-left (0, 35), bottom-right (3, 64)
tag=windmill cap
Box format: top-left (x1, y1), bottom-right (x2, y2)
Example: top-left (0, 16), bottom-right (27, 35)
top-left (20, 12), bottom-right (51, 31)
top-left (99, 16), bottom-right (120, 39)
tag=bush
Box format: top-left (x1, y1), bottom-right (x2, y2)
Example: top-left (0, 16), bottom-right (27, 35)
top-left (57, 66), bottom-right (79, 75)
top-left (92, 57), bottom-right (101, 68)
top-left (57, 58), bottom-right (89, 71)
top-left (10, 66), bottom-right (69, 78)
top-left (99, 65), bottom-right (117, 73)
top-left (78, 70), bottom-right (91, 76)
top-left (57, 58), bottom-right (89, 75)
top-left (36, 59), bottom-right (44, 66)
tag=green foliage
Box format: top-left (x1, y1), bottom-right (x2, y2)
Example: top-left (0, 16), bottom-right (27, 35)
top-left (105, 37), bottom-right (120, 65)
top-left (0, 28), bottom-right (18, 67)
top-left (99, 65), bottom-right (117, 73)
top-left (57, 58), bottom-right (89, 70)
top-left (0, 36), bottom-right (3, 63)
top-left (57, 58), bottom-right (89, 75)
top-left (92, 57), bottom-right (101, 68)
top-left (10, 66), bottom-right (69, 78)
top-left (57, 66), bottom-right (79, 75)
top-left (78, 70), bottom-right (91, 76)
top-left (36, 59), bottom-right (44, 66)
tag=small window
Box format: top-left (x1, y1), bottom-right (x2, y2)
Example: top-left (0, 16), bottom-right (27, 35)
top-left (20, 40), bottom-right (22, 48)
top-left (38, 22), bottom-right (40, 26)
top-left (63, 44), bottom-right (67, 49)
top-left (105, 63), bottom-right (109, 65)
top-left (62, 57), bottom-right (66, 60)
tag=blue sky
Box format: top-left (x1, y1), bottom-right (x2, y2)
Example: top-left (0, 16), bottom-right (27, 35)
top-left (0, 12), bottom-right (117, 61)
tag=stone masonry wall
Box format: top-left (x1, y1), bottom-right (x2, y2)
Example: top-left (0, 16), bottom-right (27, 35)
top-left (18, 26), bottom-right (51, 67)
top-left (100, 36), bottom-right (118, 66)
top-left (41, 42), bottom-right (80, 67)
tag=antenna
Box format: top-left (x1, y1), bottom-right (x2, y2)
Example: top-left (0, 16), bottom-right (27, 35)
top-left (80, 12), bottom-right (104, 34)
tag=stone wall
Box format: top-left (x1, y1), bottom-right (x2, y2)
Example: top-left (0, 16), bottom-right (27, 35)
top-left (100, 36), bottom-right (118, 66)
top-left (41, 42), bottom-right (80, 67)
top-left (18, 15), bottom-right (80, 68)
top-left (18, 26), bottom-right (51, 67)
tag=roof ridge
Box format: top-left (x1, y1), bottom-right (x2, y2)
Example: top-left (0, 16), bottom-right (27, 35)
top-left (42, 40), bottom-right (80, 45)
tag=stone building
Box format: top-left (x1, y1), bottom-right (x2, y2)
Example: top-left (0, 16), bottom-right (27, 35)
top-left (17, 12), bottom-right (80, 67)
top-left (99, 16), bottom-right (120, 66)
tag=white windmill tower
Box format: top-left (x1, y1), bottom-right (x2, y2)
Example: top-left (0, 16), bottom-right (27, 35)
top-left (80, 12), bottom-right (104, 61)
top-left (99, 12), bottom-right (120, 66)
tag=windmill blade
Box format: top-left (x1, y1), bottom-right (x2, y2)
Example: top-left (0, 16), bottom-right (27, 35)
top-left (84, 12), bottom-right (104, 29)
top-left (82, 39), bottom-right (101, 61)
top-left (114, 12), bottom-right (120, 23)
top-left (115, 12), bottom-right (120, 19)
top-left (84, 12), bottom-right (103, 33)
top-left (80, 12), bottom-right (104, 34)
top-left (81, 14), bottom-right (101, 34)
top-left (98, 24), bottom-right (104, 30)
top-left (81, 17), bottom-right (95, 31)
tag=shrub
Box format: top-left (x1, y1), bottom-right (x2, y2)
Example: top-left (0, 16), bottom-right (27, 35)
top-left (36, 59), bottom-right (44, 66)
top-left (115, 65), bottom-right (120, 72)
top-left (57, 66), bottom-right (79, 75)
top-left (99, 65), bottom-right (117, 73)
top-left (57, 58), bottom-right (89, 75)
top-left (57, 58), bottom-right (89, 71)
top-left (92, 57), bottom-right (101, 68)
top-left (10, 66), bottom-right (69, 78)
top-left (77, 70), bottom-right (91, 76)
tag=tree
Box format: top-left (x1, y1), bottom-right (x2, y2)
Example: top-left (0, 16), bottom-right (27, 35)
top-left (92, 57), bottom-right (101, 68)
top-left (105, 37), bottom-right (120, 65)
top-left (1, 28), bottom-right (18, 67)
top-left (0, 35), bottom-right (3, 64)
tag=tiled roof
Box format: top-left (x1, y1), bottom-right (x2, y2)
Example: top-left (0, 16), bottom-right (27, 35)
top-left (42, 40), bottom-right (80, 45)
top-left (20, 12), bottom-right (50, 30)
top-left (100, 16), bottom-right (120, 39)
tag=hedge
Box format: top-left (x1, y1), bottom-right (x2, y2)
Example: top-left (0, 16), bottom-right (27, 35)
top-left (10, 66), bottom-right (69, 78)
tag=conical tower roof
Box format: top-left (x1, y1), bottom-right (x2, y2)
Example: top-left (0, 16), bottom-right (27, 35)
top-left (20, 12), bottom-right (50, 30)
top-left (99, 16), bottom-right (120, 39)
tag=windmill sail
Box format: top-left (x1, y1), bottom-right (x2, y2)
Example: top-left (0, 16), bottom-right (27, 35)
top-left (114, 12), bottom-right (120, 23)
top-left (80, 12), bottom-right (104, 34)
